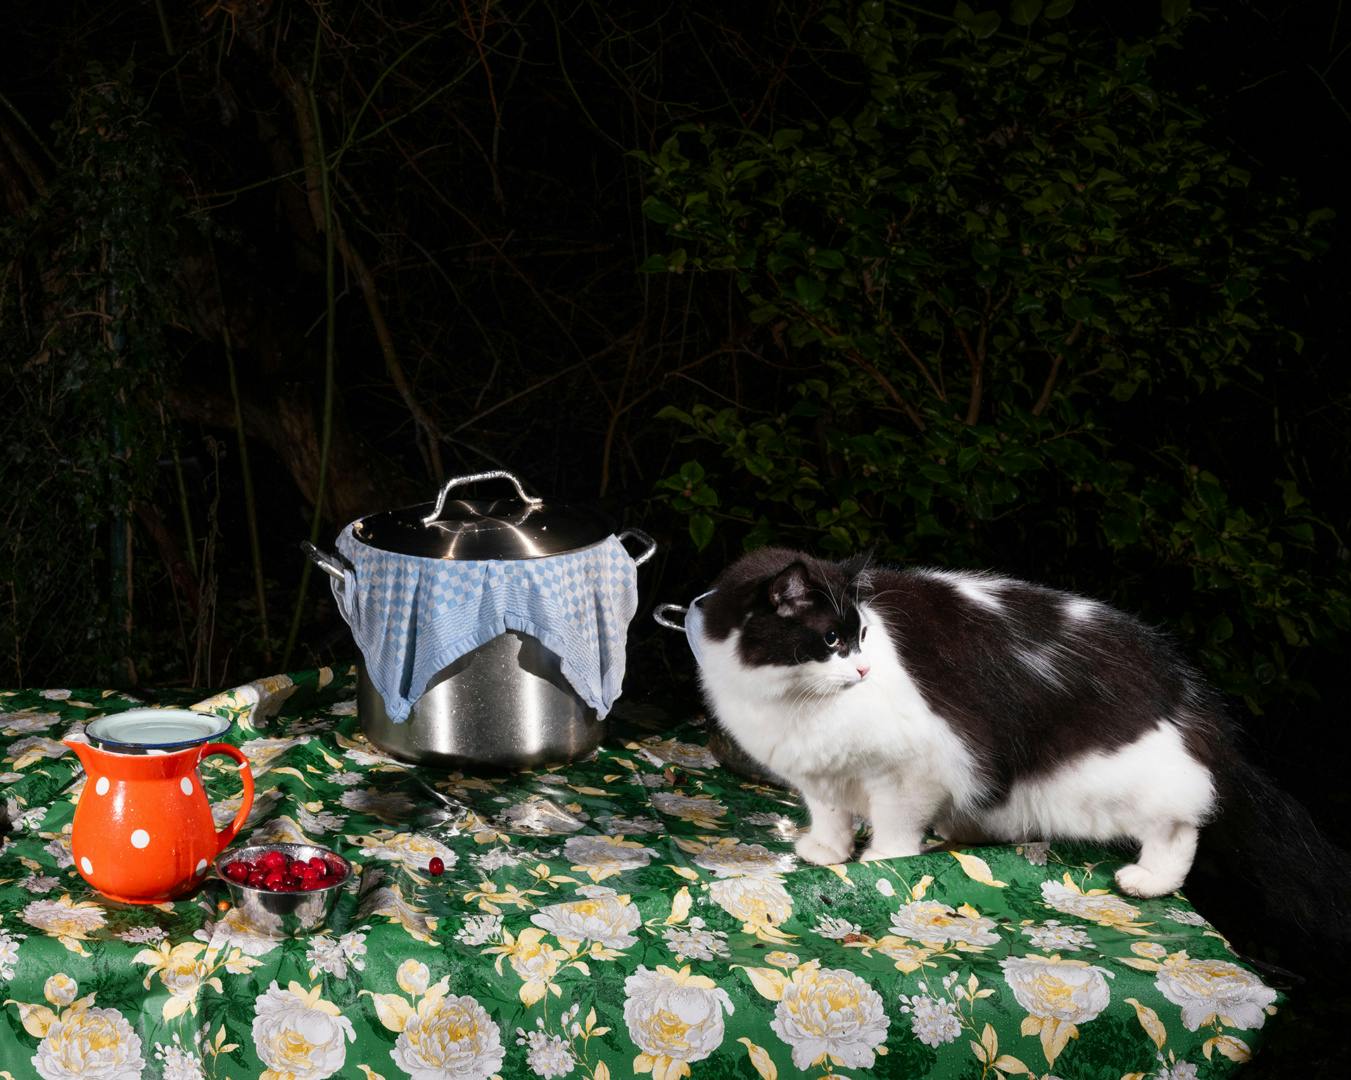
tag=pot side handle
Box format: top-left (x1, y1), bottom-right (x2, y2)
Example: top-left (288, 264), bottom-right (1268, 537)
top-left (302, 541), bottom-right (349, 583)
top-left (652, 603), bottom-right (688, 630)
top-left (201, 743), bottom-right (255, 855)
top-left (617, 528), bottom-right (658, 567)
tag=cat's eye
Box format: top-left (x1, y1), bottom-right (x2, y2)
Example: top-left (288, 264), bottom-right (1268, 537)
top-left (822, 630), bottom-right (840, 648)
top-left (861, 626), bottom-right (868, 641)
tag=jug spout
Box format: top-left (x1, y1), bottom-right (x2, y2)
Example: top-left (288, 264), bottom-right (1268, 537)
top-left (63, 739), bottom-right (98, 772)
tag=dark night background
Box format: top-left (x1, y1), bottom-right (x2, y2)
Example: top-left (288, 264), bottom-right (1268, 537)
top-left (1, 1), bottom-right (1348, 1073)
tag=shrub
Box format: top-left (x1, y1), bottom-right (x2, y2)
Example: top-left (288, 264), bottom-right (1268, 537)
top-left (639, 0), bottom-right (1344, 711)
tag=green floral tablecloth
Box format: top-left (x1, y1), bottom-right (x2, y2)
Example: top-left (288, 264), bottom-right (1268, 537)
top-left (0, 668), bottom-right (1279, 1079)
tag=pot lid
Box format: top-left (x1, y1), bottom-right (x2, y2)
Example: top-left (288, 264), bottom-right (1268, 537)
top-left (85, 709), bottom-right (232, 754)
top-left (351, 470), bottom-right (616, 560)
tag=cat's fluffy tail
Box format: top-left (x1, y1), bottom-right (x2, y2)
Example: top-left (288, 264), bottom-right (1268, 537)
top-left (1195, 750), bottom-right (1351, 975)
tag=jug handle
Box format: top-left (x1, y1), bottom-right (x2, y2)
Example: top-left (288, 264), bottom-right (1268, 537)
top-left (200, 743), bottom-right (255, 854)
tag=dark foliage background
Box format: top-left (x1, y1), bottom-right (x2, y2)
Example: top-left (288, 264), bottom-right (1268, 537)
top-left (1, 1), bottom-right (1347, 1072)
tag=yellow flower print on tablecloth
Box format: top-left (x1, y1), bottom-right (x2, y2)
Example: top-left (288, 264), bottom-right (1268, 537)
top-left (364, 970), bottom-right (505, 1080)
top-left (1117, 943), bottom-right (1276, 1059)
top-left (251, 981), bottom-right (356, 1080)
top-left (4, 735), bottom-right (72, 770)
top-left (564, 834), bottom-right (656, 882)
top-left (193, 672), bottom-right (297, 730)
top-left (1000, 953), bottom-right (1114, 1068)
top-left (888, 899), bottom-right (1001, 950)
top-left (20, 895), bottom-right (106, 955)
top-left (531, 886), bottom-right (642, 950)
top-left (357, 878), bottom-right (439, 943)
top-left (623, 964), bottom-right (734, 1079)
top-left (134, 941), bottom-right (215, 1020)
top-left (133, 939), bottom-right (245, 1021)
top-left (485, 927), bottom-right (573, 1006)
top-left (1155, 952), bottom-right (1277, 1031)
top-left (708, 876), bottom-right (795, 943)
top-left (842, 934), bottom-right (940, 974)
top-left (650, 792), bottom-right (727, 829)
top-left (42, 976), bottom-right (76, 1007)
top-left (236, 735), bottom-right (311, 775)
top-left (462, 879), bottom-right (545, 914)
top-left (351, 829), bottom-right (458, 875)
top-left (682, 837), bottom-right (795, 879)
top-left (742, 959), bottom-right (889, 1072)
top-left (1040, 874), bottom-right (1153, 935)
top-left (636, 736), bottom-right (719, 770)
top-left (5, 975), bottom-right (146, 1080)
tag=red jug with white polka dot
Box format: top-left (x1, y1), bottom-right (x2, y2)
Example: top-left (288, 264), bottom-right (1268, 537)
top-left (63, 709), bottom-right (255, 904)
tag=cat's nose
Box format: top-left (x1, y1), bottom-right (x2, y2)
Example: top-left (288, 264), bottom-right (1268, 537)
top-left (856, 664), bottom-right (870, 679)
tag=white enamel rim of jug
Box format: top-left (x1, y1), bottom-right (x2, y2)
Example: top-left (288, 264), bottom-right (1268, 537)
top-left (84, 708), bottom-right (233, 755)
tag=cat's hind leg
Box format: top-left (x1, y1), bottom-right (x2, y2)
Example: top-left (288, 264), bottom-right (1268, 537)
top-left (794, 781), bottom-right (858, 866)
top-left (1115, 821), bottom-right (1198, 898)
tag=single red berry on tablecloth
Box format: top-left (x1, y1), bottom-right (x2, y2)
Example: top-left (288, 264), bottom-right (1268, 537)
top-left (428, 857), bottom-right (445, 877)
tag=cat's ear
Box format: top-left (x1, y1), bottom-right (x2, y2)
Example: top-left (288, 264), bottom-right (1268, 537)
top-left (840, 549), bottom-right (877, 596)
top-left (769, 562), bottom-right (813, 616)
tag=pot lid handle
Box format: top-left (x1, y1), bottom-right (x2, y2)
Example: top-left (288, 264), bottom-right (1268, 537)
top-left (420, 470), bottom-right (544, 526)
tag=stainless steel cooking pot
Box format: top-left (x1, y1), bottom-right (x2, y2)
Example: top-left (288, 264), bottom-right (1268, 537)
top-left (305, 469), bottom-right (656, 770)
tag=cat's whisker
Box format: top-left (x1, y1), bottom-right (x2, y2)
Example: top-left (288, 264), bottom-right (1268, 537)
top-left (687, 543), bottom-right (1351, 941)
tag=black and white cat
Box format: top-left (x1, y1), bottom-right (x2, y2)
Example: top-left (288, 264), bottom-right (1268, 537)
top-left (690, 547), bottom-right (1317, 901)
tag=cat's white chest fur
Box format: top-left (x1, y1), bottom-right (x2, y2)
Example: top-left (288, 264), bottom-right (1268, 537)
top-left (695, 601), bottom-right (1215, 897)
top-left (697, 606), bottom-right (981, 804)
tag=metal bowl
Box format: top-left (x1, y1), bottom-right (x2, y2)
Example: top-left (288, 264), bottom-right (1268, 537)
top-left (215, 843), bottom-right (351, 938)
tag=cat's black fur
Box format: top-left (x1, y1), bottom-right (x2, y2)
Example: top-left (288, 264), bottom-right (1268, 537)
top-left (703, 547), bottom-right (1221, 803)
top-left (697, 547), bottom-right (1351, 969)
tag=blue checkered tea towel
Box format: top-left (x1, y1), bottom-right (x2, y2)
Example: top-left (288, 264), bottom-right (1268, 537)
top-left (331, 525), bottom-right (639, 723)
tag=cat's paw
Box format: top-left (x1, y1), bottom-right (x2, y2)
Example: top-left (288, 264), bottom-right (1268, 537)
top-left (795, 831), bottom-right (854, 866)
top-left (859, 841), bottom-right (922, 863)
top-left (1114, 863), bottom-right (1183, 898)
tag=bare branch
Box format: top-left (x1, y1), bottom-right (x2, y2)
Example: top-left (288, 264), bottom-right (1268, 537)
top-left (1033, 320), bottom-right (1085, 416)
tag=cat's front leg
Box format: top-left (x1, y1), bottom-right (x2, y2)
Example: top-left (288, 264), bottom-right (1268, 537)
top-left (793, 782), bottom-right (858, 866)
top-left (859, 773), bottom-right (947, 861)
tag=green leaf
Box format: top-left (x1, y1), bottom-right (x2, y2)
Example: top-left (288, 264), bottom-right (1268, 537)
top-left (1043, 0), bottom-right (1075, 17)
top-left (679, 460), bottom-right (706, 484)
top-left (689, 513), bottom-right (715, 551)
top-left (970, 239), bottom-right (1002, 265)
top-left (1281, 522), bottom-right (1314, 545)
top-left (1010, 0), bottom-right (1043, 25)
top-left (654, 405), bottom-right (693, 425)
top-left (1064, 295), bottom-right (1095, 320)
top-left (794, 275), bottom-right (827, 307)
top-left (1102, 513), bottom-right (1140, 546)
top-left (641, 196), bottom-right (683, 225)
top-left (957, 446), bottom-right (983, 472)
top-left (954, 3), bottom-right (1002, 38)
top-left (1161, 0), bottom-right (1190, 25)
